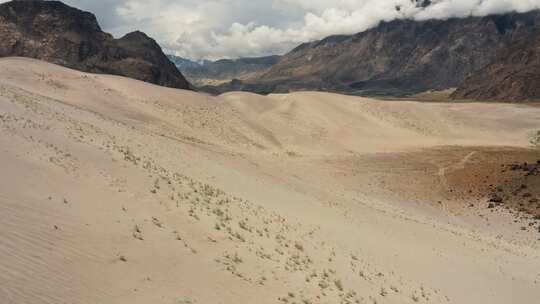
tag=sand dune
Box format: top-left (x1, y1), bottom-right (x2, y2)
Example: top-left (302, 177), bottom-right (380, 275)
top-left (1, 57), bottom-right (539, 304)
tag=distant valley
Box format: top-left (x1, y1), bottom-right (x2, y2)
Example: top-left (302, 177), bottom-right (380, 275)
top-left (168, 55), bottom-right (280, 87)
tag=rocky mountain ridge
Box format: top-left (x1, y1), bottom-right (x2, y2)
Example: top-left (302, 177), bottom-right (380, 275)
top-left (205, 10), bottom-right (540, 99)
top-left (0, 0), bottom-right (191, 89)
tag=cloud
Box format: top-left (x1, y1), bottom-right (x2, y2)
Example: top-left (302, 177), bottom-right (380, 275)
top-left (108, 0), bottom-right (540, 59)
top-left (1, 0), bottom-right (540, 59)
top-left (169, 0), bottom-right (540, 60)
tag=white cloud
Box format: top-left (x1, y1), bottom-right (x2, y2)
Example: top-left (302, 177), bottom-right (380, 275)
top-left (2, 0), bottom-right (540, 59)
top-left (113, 0), bottom-right (540, 59)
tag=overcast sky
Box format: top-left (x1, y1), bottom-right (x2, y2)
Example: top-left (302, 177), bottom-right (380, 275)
top-left (4, 0), bottom-right (540, 59)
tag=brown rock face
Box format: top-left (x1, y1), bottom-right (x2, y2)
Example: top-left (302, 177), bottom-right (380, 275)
top-left (0, 0), bottom-right (191, 90)
top-left (452, 30), bottom-right (540, 102)
top-left (209, 11), bottom-right (540, 97)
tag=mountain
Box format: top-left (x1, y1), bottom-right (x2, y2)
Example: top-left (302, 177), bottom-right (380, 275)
top-left (207, 11), bottom-right (540, 97)
top-left (168, 55), bottom-right (281, 86)
top-left (452, 30), bottom-right (540, 101)
top-left (0, 0), bottom-right (191, 90)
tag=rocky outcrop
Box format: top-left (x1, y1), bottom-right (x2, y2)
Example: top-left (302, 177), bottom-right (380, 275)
top-left (452, 30), bottom-right (540, 101)
top-left (0, 0), bottom-right (191, 89)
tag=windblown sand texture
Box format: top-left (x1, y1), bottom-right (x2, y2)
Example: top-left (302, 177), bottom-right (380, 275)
top-left (1, 57), bottom-right (539, 304)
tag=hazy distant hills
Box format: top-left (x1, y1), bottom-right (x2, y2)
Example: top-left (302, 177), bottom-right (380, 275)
top-left (0, 0), bottom-right (191, 90)
top-left (202, 10), bottom-right (540, 101)
top-left (168, 55), bottom-right (281, 86)
top-left (167, 56), bottom-right (208, 70)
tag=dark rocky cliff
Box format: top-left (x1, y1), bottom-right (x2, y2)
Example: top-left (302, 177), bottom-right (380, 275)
top-left (0, 0), bottom-right (191, 89)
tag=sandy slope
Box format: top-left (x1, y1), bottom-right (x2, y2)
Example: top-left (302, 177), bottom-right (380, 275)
top-left (0, 57), bottom-right (539, 304)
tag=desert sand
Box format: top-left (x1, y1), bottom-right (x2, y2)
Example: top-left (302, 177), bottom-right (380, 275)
top-left (1, 57), bottom-right (539, 304)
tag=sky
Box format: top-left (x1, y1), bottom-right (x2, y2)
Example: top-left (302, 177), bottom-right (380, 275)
top-left (3, 0), bottom-right (540, 59)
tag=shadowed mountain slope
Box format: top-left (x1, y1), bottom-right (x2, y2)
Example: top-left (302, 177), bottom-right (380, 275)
top-left (0, 0), bottom-right (191, 89)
